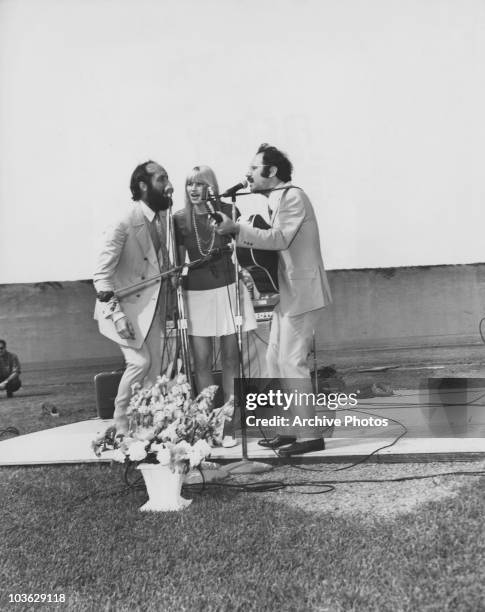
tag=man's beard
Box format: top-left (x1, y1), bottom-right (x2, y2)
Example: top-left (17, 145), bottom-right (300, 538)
top-left (146, 184), bottom-right (172, 211)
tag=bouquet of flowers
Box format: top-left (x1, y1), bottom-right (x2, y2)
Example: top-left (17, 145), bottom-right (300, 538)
top-left (92, 374), bottom-right (234, 472)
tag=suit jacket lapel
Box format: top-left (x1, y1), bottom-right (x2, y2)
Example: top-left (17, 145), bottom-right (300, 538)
top-left (270, 184), bottom-right (291, 226)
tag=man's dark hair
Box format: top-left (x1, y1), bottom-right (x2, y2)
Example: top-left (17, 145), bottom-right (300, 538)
top-left (0, 340), bottom-right (6, 348)
top-left (257, 143), bottom-right (293, 182)
top-left (130, 160), bottom-right (156, 201)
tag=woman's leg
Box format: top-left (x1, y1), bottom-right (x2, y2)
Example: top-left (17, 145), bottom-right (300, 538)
top-left (190, 336), bottom-right (214, 394)
top-left (220, 333), bottom-right (240, 437)
top-left (220, 333), bottom-right (239, 401)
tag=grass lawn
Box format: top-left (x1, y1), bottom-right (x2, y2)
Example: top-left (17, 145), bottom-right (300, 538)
top-left (1, 362), bottom-right (485, 611)
top-left (1, 463), bottom-right (485, 611)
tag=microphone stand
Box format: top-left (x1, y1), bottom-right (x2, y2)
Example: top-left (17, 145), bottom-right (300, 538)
top-left (115, 248), bottom-right (231, 298)
top-left (167, 202), bottom-right (194, 394)
top-left (218, 193), bottom-right (271, 475)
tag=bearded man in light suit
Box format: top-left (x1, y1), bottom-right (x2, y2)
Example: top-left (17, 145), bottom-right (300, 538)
top-left (216, 144), bottom-right (332, 456)
top-left (93, 161), bottom-right (174, 433)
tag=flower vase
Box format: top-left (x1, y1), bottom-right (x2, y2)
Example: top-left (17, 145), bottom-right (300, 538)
top-left (137, 462), bottom-right (192, 512)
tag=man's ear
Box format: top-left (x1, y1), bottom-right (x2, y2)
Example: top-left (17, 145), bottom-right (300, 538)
top-left (268, 165), bottom-right (278, 178)
top-left (138, 180), bottom-right (147, 194)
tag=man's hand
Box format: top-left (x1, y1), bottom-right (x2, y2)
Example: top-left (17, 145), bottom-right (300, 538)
top-left (114, 315), bottom-right (136, 340)
top-left (170, 274), bottom-right (179, 290)
top-left (96, 291), bottom-right (115, 303)
top-left (215, 212), bottom-right (239, 236)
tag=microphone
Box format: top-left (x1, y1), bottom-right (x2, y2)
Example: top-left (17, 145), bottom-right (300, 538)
top-left (164, 185), bottom-right (174, 207)
top-left (220, 179), bottom-right (248, 198)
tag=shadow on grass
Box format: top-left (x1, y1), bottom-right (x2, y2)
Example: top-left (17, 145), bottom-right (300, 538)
top-left (0, 462), bottom-right (484, 611)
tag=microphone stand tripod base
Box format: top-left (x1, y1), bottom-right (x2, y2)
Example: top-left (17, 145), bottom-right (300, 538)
top-left (225, 459), bottom-right (273, 475)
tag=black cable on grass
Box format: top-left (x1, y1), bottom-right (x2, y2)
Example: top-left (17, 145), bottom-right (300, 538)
top-left (63, 483), bottom-right (135, 514)
top-left (16, 467), bottom-right (485, 527)
top-left (64, 462), bottom-right (485, 510)
top-left (184, 469), bottom-right (485, 495)
top-left (184, 479), bottom-right (289, 494)
top-left (64, 462), bottom-right (146, 513)
top-left (123, 461), bottom-right (144, 489)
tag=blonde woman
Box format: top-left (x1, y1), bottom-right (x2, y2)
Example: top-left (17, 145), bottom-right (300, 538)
top-left (173, 166), bottom-right (257, 447)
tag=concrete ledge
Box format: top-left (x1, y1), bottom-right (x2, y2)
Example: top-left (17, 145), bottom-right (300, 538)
top-left (1, 262), bottom-right (485, 363)
top-left (1, 415), bottom-right (483, 467)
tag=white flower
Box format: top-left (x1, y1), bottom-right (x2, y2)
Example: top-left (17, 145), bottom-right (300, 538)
top-left (198, 398), bottom-right (210, 412)
top-left (127, 440), bottom-right (148, 462)
top-left (199, 385), bottom-right (218, 401)
top-left (196, 413), bottom-right (209, 427)
top-left (159, 421), bottom-right (180, 443)
top-left (119, 436), bottom-right (135, 453)
top-left (153, 446), bottom-right (171, 465)
top-left (131, 382), bottom-right (142, 394)
top-left (134, 426), bottom-right (156, 441)
top-left (138, 404), bottom-right (151, 416)
top-left (173, 440), bottom-right (191, 458)
top-left (153, 411), bottom-right (166, 426)
top-left (111, 449), bottom-right (126, 463)
top-left (212, 400), bottom-right (234, 422)
top-left (187, 439), bottom-right (211, 468)
top-left (180, 382), bottom-right (191, 396)
top-left (163, 402), bottom-right (177, 416)
top-left (171, 385), bottom-right (183, 398)
top-left (150, 385), bottom-right (161, 399)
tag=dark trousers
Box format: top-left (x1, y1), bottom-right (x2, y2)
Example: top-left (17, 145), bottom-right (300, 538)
top-left (5, 378), bottom-right (21, 396)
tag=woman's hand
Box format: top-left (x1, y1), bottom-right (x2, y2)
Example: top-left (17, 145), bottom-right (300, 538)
top-left (239, 268), bottom-right (256, 296)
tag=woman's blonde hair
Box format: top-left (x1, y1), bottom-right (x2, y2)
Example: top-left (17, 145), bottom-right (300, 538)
top-left (183, 165), bottom-right (220, 231)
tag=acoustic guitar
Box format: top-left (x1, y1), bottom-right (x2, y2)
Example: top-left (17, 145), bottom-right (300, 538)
top-left (236, 214), bottom-right (279, 294)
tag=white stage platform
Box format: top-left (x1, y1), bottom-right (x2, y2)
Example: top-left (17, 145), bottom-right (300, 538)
top-left (1, 390), bottom-right (484, 466)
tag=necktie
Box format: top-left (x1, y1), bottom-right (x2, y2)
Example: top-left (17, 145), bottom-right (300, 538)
top-left (149, 216), bottom-right (161, 254)
top-left (154, 213), bottom-right (170, 269)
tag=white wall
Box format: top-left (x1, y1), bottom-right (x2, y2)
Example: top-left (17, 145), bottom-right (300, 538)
top-left (1, 0), bottom-right (484, 283)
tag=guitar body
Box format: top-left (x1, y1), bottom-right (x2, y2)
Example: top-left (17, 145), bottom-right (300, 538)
top-left (236, 214), bottom-right (279, 294)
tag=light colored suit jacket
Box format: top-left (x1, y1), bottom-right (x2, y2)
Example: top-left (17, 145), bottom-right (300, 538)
top-left (237, 185), bottom-right (332, 316)
top-left (93, 201), bottom-right (166, 349)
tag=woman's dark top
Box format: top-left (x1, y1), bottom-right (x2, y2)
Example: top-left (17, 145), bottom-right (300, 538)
top-left (173, 203), bottom-right (238, 291)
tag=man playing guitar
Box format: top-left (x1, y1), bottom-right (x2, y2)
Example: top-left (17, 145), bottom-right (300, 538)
top-left (216, 144), bottom-right (332, 456)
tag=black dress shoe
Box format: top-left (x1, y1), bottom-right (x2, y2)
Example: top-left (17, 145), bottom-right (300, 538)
top-left (258, 435), bottom-right (296, 449)
top-left (278, 438), bottom-right (325, 456)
